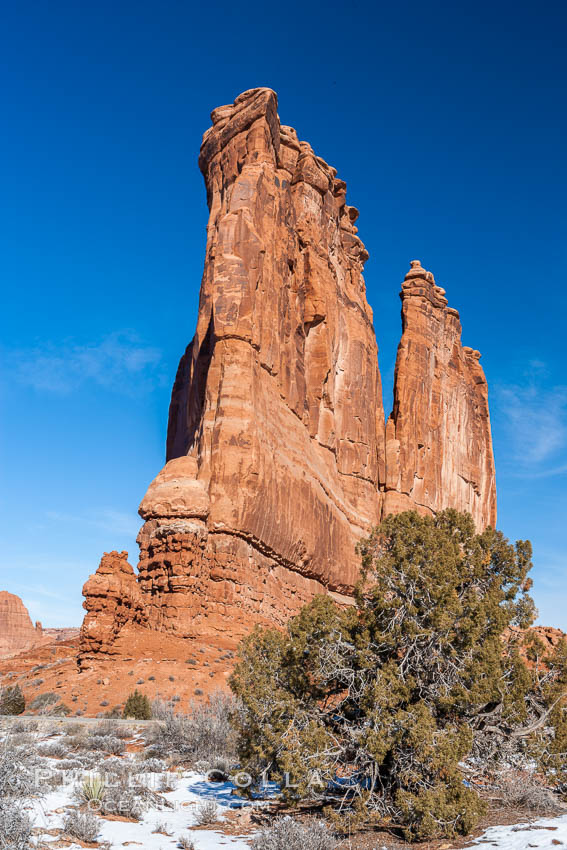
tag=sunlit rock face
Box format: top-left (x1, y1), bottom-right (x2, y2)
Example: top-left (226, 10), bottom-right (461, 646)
top-left (0, 591), bottom-right (44, 658)
top-left (81, 89), bottom-right (496, 654)
top-left (137, 87), bottom-right (386, 637)
top-left (78, 550), bottom-right (148, 669)
top-left (384, 260), bottom-right (497, 529)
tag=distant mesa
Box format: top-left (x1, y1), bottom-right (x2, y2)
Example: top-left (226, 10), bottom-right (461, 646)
top-left (0, 591), bottom-right (78, 660)
top-left (0, 591), bottom-right (45, 659)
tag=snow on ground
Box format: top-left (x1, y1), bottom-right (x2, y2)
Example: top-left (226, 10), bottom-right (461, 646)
top-left (469, 814), bottom-right (567, 850)
top-left (28, 765), bottom-right (256, 849)
top-left (7, 724), bottom-right (567, 850)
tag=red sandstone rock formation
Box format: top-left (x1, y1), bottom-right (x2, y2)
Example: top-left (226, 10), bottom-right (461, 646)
top-left (137, 87), bottom-right (386, 637)
top-left (79, 551), bottom-right (147, 668)
top-left (529, 625), bottom-right (566, 651)
top-left (384, 260), bottom-right (497, 528)
top-left (0, 591), bottom-right (44, 658)
top-left (78, 88), bottom-right (497, 657)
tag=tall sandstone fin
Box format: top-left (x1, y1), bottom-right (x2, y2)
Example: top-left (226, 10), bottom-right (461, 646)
top-left (136, 88), bottom-right (386, 636)
top-left (384, 260), bottom-right (496, 528)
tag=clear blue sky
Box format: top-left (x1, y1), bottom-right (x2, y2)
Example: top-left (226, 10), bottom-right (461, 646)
top-left (0, 0), bottom-right (565, 628)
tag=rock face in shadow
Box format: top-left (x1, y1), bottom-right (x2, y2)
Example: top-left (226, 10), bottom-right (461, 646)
top-left (0, 592), bottom-right (44, 658)
top-left (79, 89), bottom-right (497, 656)
top-left (384, 260), bottom-right (497, 528)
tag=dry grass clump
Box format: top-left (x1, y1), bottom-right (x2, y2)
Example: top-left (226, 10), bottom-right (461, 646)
top-left (193, 798), bottom-right (219, 825)
top-left (63, 808), bottom-right (100, 842)
top-left (497, 770), bottom-right (563, 814)
top-left (149, 691), bottom-right (238, 765)
top-left (0, 801), bottom-right (32, 850)
top-left (250, 816), bottom-right (337, 850)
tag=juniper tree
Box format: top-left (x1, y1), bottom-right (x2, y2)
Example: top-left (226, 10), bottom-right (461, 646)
top-left (230, 510), bottom-right (567, 840)
top-left (123, 689), bottom-right (152, 720)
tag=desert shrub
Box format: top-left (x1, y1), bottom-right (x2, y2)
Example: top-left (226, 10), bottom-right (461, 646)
top-left (40, 740), bottom-right (70, 758)
top-left (140, 757), bottom-right (166, 773)
top-left (29, 691), bottom-right (59, 711)
top-left (123, 690), bottom-right (152, 720)
top-left (53, 758), bottom-right (83, 771)
top-left (74, 769), bottom-right (151, 818)
top-left (0, 741), bottom-right (40, 799)
top-left (195, 755), bottom-right (231, 781)
top-left (63, 722), bottom-right (84, 736)
top-left (63, 808), bottom-right (100, 842)
top-left (497, 770), bottom-right (562, 814)
top-left (92, 719), bottom-right (131, 739)
top-left (251, 817), bottom-right (336, 850)
top-left (74, 752), bottom-right (98, 771)
top-left (46, 770), bottom-right (65, 789)
top-left (159, 773), bottom-right (178, 792)
top-left (3, 733), bottom-right (33, 749)
top-left (75, 775), bottom-right (106, 806)
top-left (193, 798), bottom-right (219, 825)
top-left (85, 734), bottom-right (125, 755)
top-left (97, 757), bottom-right (144, 782)
top-left (0, 800), bottom-right (32, 850)
top-left (150, 697), bottom-right (176, 721)
top-left (177, 835), bottom-right (196, 850)
top-left (149, 691), bottom-right (238, 763)
top-left (49, 702), bottom-right (72, 716)
top-left (65, 733), bottom-right (86, 751)
top-left (0, 686), bottom-right (25, 716)
top-left (525, 636), bottom-right (567, 792)
top-left (99, 781), bottom-right (145, 819)
top-left (9, 719), bottom-right (37, 734)
top-left (0, 740), bottom-right (41, 850)
top-left (231, 510), bottom-right (567, 840)
top-left (104, 705), bottom-right (123, 719)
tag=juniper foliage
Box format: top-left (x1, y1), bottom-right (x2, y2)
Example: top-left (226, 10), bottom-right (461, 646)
top-left (230, 510), bottom-right (567, 840)
top-left (123, 689), bottom-right (152, 720)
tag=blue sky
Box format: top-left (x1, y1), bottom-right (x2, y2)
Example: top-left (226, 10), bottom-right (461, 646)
top-left (0, 0), bottom-right (565, 628)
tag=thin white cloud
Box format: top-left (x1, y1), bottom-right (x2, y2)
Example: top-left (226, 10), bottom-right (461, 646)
top-left (495, 365), bottom-right (567, 478)
top-left (24, 596), bottom-right (83, 629)
top-left (15, 583), bottom-right (76, 603)
top-left (45, 508), bottom-right (140, 537)
top-left (5, 331), bottom-right (165, 394)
